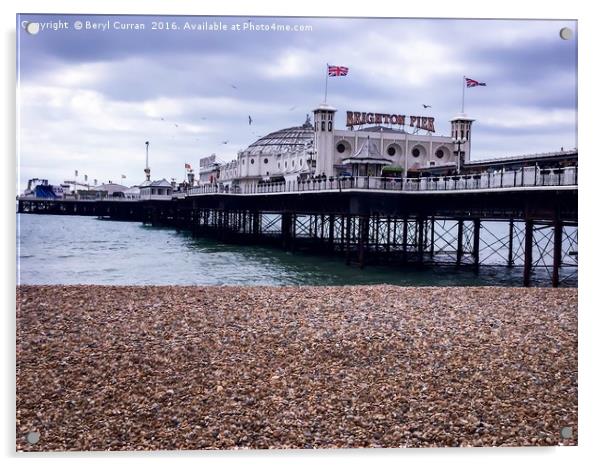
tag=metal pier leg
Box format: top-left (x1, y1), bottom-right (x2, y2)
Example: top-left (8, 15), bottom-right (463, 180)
top-left (430, 216), bottom-right (435, 258)
top-left (552, 221), bottom-right (563, 287)
top-left (456, 219), bottom-right (464, 266)
top-left (417, 217), bottom-right (424, 264)
top-left (402, 217), bottom-right (408, 263)
top-left (386, 216), bottom-right (392, 257)
top-left (282, 212), bottom-right (292, 250)
top-left (345, 215), bottom-right (352, 265)
top-left (473, 219), bottom-right (481, 268)
top-left (523, 219), bottom-right (534, 287)
top-left (507, 219), bottom-right (514, 267)
top-left (358, 215), bottom-right (369, 269)
top-left (328, 214), bottom-right (335, 252)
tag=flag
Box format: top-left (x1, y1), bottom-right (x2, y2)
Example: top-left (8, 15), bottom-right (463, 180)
top-left (75, 170), bottom-right (78, 177)
top-left (328, 65), bottom-right (349, 77)
top-left (185, 163), bottom-right (192, 170)
top-left (465, 77), bottom-right (486, 87)
top-left (84, 174), bottom-right (88, 182)
top-left (121, 174), bottom-right (126, 179)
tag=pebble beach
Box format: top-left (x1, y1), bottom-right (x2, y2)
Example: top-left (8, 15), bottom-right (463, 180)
top-left (16, 285), bottom-right (577, 451)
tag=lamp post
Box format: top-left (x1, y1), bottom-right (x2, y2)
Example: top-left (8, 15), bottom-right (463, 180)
top-left (451, 136), bottom-right (467, 174)
top-left (144, 141), bottom-right (151, 181)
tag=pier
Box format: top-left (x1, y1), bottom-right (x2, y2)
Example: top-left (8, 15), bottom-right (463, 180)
top-left (18, 166), bottom-right (578, 287)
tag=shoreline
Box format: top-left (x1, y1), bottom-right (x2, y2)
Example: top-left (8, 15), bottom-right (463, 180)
top-left (17, 285), bottom-right (578, 450)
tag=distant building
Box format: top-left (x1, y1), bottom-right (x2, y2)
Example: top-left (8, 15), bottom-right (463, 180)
top-left (139, 179), bottom-right (173, 200)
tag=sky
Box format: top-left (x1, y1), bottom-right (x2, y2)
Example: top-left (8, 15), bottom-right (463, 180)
top-left (16, 15), bottom-right (577, 192)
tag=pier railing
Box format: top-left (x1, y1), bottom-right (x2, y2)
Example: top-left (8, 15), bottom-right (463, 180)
top-left (187, 166), bottom-right (577, 196)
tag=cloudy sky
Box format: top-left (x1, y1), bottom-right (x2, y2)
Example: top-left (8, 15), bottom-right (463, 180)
top-left (16, 15), bottom-right (577, 192)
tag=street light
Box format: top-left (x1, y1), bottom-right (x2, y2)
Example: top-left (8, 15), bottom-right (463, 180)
top-left (451, 136), bottom-right (467, 173)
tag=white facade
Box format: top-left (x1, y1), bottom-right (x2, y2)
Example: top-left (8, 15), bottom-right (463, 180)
top-left (206, 104), bottom-right (474, 190)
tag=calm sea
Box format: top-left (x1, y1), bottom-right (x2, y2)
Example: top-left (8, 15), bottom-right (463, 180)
top-left (16, 214), bottom-right (577, 287)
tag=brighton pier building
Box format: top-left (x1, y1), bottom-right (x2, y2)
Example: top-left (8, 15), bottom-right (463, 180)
top-left (201, 103), bottom-right (575, 192)
top-left (207, 103), bottom-right (474, 191)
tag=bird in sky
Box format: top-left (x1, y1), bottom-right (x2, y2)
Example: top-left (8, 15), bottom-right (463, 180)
top-left (422, 104), bottom-right (432, 108)
top-left (289, 106), bottom-right (297, 111)
top-left (160, 117), bottom-right (164, 121)
top-left (174, 123), bottom-right (179, 127)
top-left (230, 84), bottom-right (238, 89)
top-left (222, 140), bottom-right (229, 144)
top-left (248, 115), bottom-right (253, 125)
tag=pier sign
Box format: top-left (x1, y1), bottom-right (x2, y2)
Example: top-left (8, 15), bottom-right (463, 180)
top-left (346, 111), bottom-right (435, 132)
top-left (199, 155), bottom-right (217, 168)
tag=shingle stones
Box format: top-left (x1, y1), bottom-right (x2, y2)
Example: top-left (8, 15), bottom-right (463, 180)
top-left (16, 285), bottom-right (577, 451)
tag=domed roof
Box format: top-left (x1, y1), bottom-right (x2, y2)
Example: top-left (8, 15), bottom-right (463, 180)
top-left (245, 116), bottom-right (314, 156)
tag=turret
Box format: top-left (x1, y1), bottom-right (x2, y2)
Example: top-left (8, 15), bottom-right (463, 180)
top-left (450, 114), bottom-right (475, 172)
top-left (313, 103), bottom-right (337, 176)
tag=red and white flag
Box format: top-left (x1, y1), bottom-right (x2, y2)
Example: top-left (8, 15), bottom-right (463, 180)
top-left (328, 65), bottom-right (349, 77)
top-left (185, 163), bottom-right (192, 170)
top-left (465, 77), bottom-right (487, 87)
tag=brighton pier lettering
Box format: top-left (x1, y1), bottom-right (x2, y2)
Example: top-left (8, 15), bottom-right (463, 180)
top-left (346, 111), bottom-right (435, 133)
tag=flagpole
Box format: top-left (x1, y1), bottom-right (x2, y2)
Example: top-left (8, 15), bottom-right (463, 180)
top-left (461, 75), bottom-right (466, 113)
top-left (324, 63), bottom-right (329, 103)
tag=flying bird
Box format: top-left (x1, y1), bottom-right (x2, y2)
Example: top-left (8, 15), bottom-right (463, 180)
top-left (222, 140), bottom-right (229, 144)
top-left (422, 104), bottom-right (432, 108)
top-left (160, 117), bottom-right (164, 121)
top-left (289, 106), bottom-right (297, 111)
top-left (174, 123), bottom-right (179, 127)
top-left (248, 115), bottom-right (253, 125)
top-left (230, 84), bottom-right (238, 89)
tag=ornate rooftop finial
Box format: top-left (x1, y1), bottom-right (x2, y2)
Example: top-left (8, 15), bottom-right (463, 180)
top-left (303, 113), bottom-right (311, 127)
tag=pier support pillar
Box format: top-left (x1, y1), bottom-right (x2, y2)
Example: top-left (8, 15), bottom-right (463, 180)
top-left (523, 219), bottom-right (534, 287)
top-left (328, 214), bottom-right (335, 252)
top-left (345, 215), bottom-right (352, 265)
top-left (358, 216), bottom-right (369, 269)
top-left (507, 219), bottom-right (514, 267)
top-left (281, 212), bottom-right (292, 250)
top-left (430, 216), bottom-right (435, 258)
top-left (417, 217), bottom-right (424, 264)
top-left (402, 217), bottom-right (408, 263)
top-left (552, 221), bottom-right (563, 287)
top-left (252, 212), bottom-right (260, 238)
top-left (472, 219), bottom-right (481, 268)
top-left (456, 219), bottom-right (464, 266)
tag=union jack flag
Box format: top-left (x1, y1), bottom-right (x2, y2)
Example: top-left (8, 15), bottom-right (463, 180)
top-left (465, 77), bottom-right (486, 87)
top-left (328, 65), bottom-right (349, 77)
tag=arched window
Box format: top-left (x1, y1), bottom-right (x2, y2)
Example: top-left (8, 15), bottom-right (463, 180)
top-left (387, 146), bottom-right (396, 156)
top-left (321, 121), bottom-right (325, 131)
top-left (328, 121), bottom-right (332, 131)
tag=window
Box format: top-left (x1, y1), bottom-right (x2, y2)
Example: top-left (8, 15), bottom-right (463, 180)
top-left (250, 159), bottom-right (255, 164)
top-left (328, 121), bottom-right (332, 131)
top-left (412, 148), bottom-right (420, 158)
top-left (387, 146), bottom-right (396, 156)
top-left (264, 158), bottom-right (268, 164)
top-left (435, 149), bottom-right (444, 159)
top-left (337, 143), bottom-right (346, 153)
top-left (321, 121), bottom-right (325, 131)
